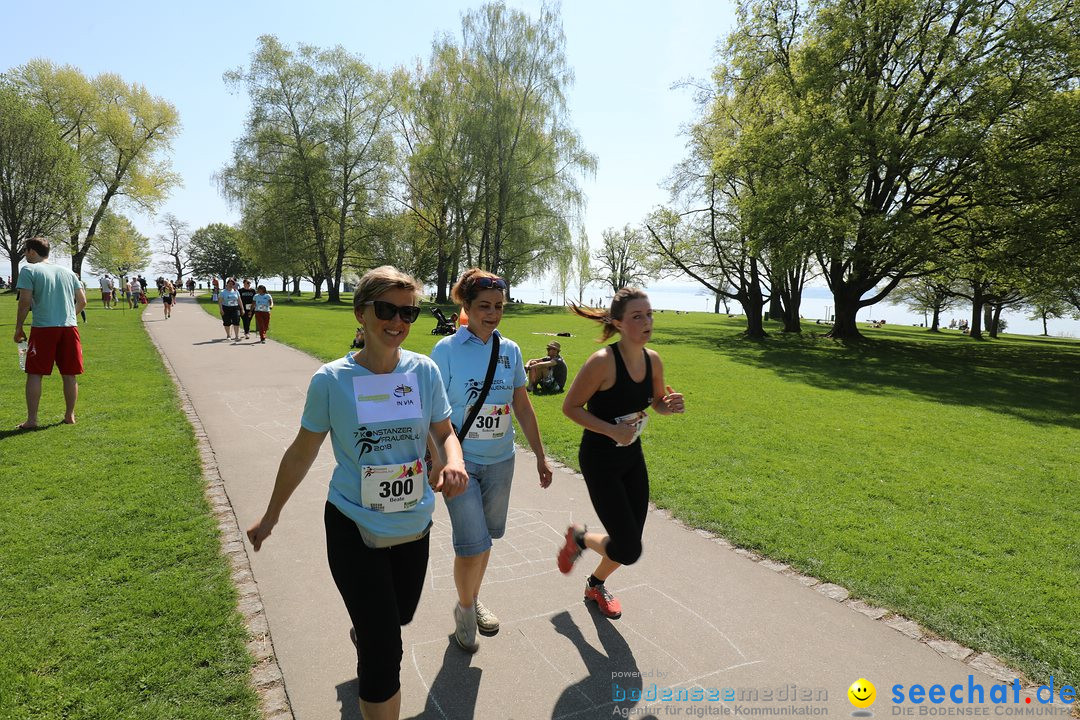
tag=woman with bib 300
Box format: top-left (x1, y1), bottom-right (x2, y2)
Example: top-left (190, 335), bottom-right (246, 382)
top-left (430, 268), bottom-right (553, 653)
top-left (247, 266), bottom-right (468, 720)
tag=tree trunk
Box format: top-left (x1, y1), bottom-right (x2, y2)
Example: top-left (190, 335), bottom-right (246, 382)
top-left (70, 249), bottom-right (86, 279)
top-left (741, 293), bottom-right (766, 338)
top-left (828, 300), bottom-right (863, 340)
top-left (1042, 313), bottom-right (1048, 336)
top-left (930, 305), bottom-right (941, 332)
top-left (989, 304), bottom-right (1003, 339)
top-left (292, 276), bottom-right (301, 296)
top-left (9, 257), bottom-right (19, 288)
top-left (780, 289), bottom-right (802, 333)
top-left (969, 292), bottom-right (984, 339)
top-left (435, 261), bottom-right (449, 304)
top-left (312, 275), bottom-right (323, 300)
top-left (714, 294), bottom-right (721, 314)
top-left (281, 274), bottom-right (288, 293)
top-left (740, 258), bottom-right (767, 339)
top-left (983, 305), bottom-right (994, 336)
top-left (768, 289), bottom-right (783, 321)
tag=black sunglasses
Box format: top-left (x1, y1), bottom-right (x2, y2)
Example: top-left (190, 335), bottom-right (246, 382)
top-left (474, 276), bottom-right (507, 290)
top-left (361, 300), bottom-right (421, 324)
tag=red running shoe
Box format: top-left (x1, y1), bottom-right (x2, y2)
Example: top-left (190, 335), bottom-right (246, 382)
top-left (557, 524), bottom-right (585, 574)
top-left (584, 581), bottom-right (622, 619)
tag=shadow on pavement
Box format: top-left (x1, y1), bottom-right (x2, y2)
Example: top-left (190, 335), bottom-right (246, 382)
top-left (401, 638), bottom-right (482, 720)
top-left (550, 608), bottom-right (657, 720)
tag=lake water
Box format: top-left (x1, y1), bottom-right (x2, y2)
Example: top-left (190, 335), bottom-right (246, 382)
top-left (508, 284), bottom-right (1080, 340)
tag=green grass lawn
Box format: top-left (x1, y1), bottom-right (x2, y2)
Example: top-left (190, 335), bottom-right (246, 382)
top-left (0, 294), bottom-right (259, 720)
top-left (199, 292), bottom-right (1080, 688)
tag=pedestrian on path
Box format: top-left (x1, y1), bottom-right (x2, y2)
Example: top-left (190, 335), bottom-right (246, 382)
top-left (161, 279), bottom-right (175, 319)
top-left (239, 279), bottom-right (257, 339)
top-left (218, 279), bottom-right (244, 341)
top-left (246, 265), bottom-right (468, 720)
top-left (127, 276), bottom-right (141, 309)
top-left (430, 268), bottom-right (553, 653)
top-left (13, 237), bottom-right (87, 430)
top-left (556, 288), bottom-right (685, 619)
top-left (98, 273), bottom-right (113, 309)
top-left (252, 284), bottom-right (273, 343)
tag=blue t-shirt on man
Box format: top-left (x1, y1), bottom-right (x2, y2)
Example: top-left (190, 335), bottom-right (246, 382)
top-left (16, 263), bottom-right (81, 327)
top-left (301, 350), bottom-right (451, 539)
top-left (430, 326), bottom-right (527, 465)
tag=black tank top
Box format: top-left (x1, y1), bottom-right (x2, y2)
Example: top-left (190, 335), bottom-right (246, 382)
top-left (583, 343), bottom-right (653, 446)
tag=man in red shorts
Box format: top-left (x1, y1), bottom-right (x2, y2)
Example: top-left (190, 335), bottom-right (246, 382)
top-left (13, 237), bottom-right (87, 430)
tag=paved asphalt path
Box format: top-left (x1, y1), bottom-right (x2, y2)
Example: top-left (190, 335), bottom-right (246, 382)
top-left (142, 295), bottom-right (1053, 720)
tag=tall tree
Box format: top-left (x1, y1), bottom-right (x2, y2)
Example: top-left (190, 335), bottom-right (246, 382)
top-left (594, 225), bottom-right (651, 294)
top-left (13, 60), bottom-right (180, 278)
top-left (0, 83), bottom-right (82, 283)
top-left (723, 0), bottom-right (1075, 339)
top-left (236, 185), bottom-right (311, 290)
top-left (396, 48), bottom-right (478, 302)
top-left (648, 112), bottom-right (771, 338)
top-left (889, 273), bottom-right (960, 332)
top-left (187, 223), bottom-right (249, 284)
top-left (222, 36), bottom-right (396, 303)
top-left (86, 211), bottom-right (151, 277)
top-left (397, 2), bottom-right (595, 299)
top-left (573, 229), bottom-right (591, 305)
top-left (154, 212), bottom-right (191, 282)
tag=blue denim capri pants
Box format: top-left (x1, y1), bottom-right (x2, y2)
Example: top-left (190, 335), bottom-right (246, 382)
top-left (445, 456), bottom-right (515, 556)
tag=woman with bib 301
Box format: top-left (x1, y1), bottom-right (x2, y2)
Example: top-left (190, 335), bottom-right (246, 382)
top-left (556, 288), bottom-right (684, 619)
top-left (430, 269), bottom-right (553, 653)
top-left (247, 266), bottom-right (468, 720)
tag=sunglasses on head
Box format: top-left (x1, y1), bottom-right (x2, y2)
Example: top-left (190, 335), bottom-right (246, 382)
top-left (361, 300), bottom-right (421, 323)
top-left (474, 276), bottom-right (507, 290)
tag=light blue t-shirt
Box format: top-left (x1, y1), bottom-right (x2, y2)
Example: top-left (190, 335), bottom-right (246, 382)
top-left (301, 350), bottom-right (451, 538)
top-left (220, 289), bottom-right (240, 307)
top-left (253, 293), bottom-right (272, 312)
top-left (430, 326), bottom-right (527, 465)
top-left (16, 263), bottom-right (81, 328)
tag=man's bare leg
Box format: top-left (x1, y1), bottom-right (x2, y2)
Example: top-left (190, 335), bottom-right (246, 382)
top-left (62, 374), bottom-right (78, 424)
top-left (21, 374), bottom-right (43, 428)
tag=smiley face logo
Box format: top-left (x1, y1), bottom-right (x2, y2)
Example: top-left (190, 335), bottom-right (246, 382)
top-left (848, 678), bottom-right (876, 709)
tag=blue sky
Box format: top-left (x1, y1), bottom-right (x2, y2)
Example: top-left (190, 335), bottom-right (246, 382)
top-left (7, 1), bottom-right (1075, 334)
top-left (1, 0), bottom-right (737, 257)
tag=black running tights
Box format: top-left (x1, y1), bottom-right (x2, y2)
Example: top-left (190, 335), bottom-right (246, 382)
top-left (324, 502), bottom-right (429, 704)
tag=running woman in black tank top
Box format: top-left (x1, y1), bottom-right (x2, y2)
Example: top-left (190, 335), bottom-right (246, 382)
top-left (556, 288), bottom-right (685, 618)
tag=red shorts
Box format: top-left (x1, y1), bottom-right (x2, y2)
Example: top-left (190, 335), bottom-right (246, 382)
top-left (102, 292), bottom-right (112, 300)
top-left (26, 326), bottom-right (84, 376)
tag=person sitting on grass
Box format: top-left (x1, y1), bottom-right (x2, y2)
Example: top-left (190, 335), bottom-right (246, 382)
top-left (350, 326), bottom-right (365, 349)
top-left (526, 341), bottom-right (567, 394)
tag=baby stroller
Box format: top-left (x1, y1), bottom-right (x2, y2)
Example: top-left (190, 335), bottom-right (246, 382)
top-left (431, 308), bottom-right (456, 335)
top-left (350, 327), bottom-right (365, 349)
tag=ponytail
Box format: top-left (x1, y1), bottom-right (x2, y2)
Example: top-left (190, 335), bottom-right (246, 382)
top-left (569, 287), bottom-right (648, 342)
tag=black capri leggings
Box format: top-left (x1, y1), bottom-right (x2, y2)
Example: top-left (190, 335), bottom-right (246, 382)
top-left (324, 502), bottom-right (430, 704)
top-left (578, 439), bottom-right (650, 566)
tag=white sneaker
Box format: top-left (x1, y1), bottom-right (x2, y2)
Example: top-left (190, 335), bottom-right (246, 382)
top-left (453, 602), bottom-right (479, 653)
top-left (475, 598), bottom-right (500, 635)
